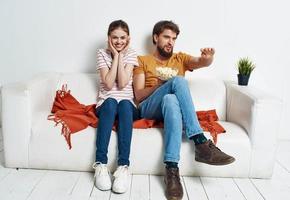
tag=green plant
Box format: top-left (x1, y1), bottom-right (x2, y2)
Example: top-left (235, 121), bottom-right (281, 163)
top-left (237, 57), bottom-right (255, 76)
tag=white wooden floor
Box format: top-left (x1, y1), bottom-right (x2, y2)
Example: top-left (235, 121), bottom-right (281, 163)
top-left (1, 129), bottom-right (290, 200)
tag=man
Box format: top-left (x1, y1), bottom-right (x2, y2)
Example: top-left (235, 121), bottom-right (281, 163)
top-left (133, 20), bottom-right (235, 200)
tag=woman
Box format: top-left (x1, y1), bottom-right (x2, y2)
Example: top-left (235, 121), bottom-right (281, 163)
top-left (92, 20), bottom-right (139, 194)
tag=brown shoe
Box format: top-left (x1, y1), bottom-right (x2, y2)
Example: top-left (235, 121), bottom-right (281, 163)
top-left (164, 167), bottom-right (183, 200)
top-left (195, 140), bottom-right (235, 165)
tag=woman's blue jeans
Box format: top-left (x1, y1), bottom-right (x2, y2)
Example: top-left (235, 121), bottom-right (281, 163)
top-left (95, 98), bottom-right (139, 166)
top-left (139, 76), bottom-right (203, 163)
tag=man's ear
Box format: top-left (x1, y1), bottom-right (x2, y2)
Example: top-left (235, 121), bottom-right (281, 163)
top-left (153, 34), bottom-right (158, 44)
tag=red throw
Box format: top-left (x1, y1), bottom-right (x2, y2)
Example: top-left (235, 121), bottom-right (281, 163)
top-left (48, 85), bottom-right (225, 149)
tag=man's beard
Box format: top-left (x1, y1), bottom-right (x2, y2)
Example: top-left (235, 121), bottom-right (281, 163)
top-left (157, 45), bottom-right (173, 58)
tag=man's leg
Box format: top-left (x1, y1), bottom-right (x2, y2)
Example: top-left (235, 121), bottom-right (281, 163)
top-left (161, 94), bottom-right (184, 200)
top-left (140, 76), bottom-right (235, 165)
top-left (139, 85), bottom-right (184, 200)
top-left (140, 76), bottom-right (203, 137)
top-left (161, 94), bottom-right (182, 163)
top-left (139, 77), bottom-right (205, 166)
top-left (164, 76), bottom-right (235, 165)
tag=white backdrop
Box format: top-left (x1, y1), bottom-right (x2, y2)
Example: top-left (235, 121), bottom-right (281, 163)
top-left (1, 0), bottom-right (289, 139)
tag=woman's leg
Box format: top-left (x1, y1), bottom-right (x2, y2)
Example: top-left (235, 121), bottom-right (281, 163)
top-left (95, 98), bottom-right (118, 164)
top-left (116, 100), bottom-right (138, 166)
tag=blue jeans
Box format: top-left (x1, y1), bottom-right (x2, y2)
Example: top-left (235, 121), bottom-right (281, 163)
top-left (139, 76), bottom-right (203, 163)
top-left (95, 98), bottom-right (139, 166)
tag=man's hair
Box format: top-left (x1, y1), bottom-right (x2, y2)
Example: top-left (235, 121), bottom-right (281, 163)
top-left (152, 20), bottom-right (180, 45)
top-left (107, 20), bottom-right (130, 36)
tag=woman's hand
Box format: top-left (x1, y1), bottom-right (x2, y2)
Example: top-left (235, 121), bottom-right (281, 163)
top-left (108, 37), bottom-right (119, 57)
top-left (119, 37), bottom-right (130, 56)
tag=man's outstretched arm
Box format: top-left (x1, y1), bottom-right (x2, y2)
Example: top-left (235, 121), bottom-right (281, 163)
top-left (185, 48), bottom-right (215, 71)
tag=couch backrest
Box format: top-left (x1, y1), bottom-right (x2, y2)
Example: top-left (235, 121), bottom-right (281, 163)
top-left (57, 73), bottom-right (98, 106)
top-left (185, 76), bottom-right (226, 120)
top-left (57, 73), bottom-right (226, 120)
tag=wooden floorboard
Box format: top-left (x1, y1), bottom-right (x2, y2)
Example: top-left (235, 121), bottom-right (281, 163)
top-left (26, 170), bottom-right (80, 200)
top-left (200, 177), bottom-right (245, 200)
top-left (233, 178), bottom-right (264, 200)
top-left (149, 175), bottom-right (167, 200)
top-left (69, 172), bottom-right (94, 198)
top-left (0, 169), bottom-right (46, 200)
top-left (0, 126), bottom-right (290, 200)
top-left (130, 174), bottom-right (150, 200)
top-left (183, 176), bottom-right (208, 200)
top-left (251, 163), bottom-right (290, 200)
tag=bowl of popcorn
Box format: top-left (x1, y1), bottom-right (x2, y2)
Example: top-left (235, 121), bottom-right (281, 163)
top-left (156, 67), bottom-right (179, 81)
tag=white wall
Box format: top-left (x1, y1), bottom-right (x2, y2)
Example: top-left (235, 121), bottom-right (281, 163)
top-left (1, 0), bottom-right (289, 139)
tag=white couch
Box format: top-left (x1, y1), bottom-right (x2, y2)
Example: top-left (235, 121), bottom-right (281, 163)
top-left (1, 72), bottom-right (282, 178)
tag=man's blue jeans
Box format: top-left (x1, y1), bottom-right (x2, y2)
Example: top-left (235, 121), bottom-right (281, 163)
top-left (139, 76), bottom-right (203, 163)
top-left (95, 98), bottom-right (139, 166)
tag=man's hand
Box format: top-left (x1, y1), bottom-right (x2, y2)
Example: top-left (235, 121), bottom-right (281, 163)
top-left (200, 48), bottom-right (215, 60)
top-left (185, 48), bottom-right (215, 71)
top-left (156, 77), bottom-right (166, 86)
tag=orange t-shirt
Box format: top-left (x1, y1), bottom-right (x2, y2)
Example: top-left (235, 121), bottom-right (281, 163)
top-left (133, 52), bottom-right (192, 87)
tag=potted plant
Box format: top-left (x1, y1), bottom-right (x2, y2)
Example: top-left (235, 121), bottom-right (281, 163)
top-left (237, 57), bottom-right (255, 86)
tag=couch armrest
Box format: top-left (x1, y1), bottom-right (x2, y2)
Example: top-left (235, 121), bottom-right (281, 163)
top-left (226, 83), bottom-right (282, 178)
top-left (1, 72), bottom-right (61, 168)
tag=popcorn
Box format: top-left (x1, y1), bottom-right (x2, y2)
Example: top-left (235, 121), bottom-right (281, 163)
top-left (156, 67), bottom-right (178, 80)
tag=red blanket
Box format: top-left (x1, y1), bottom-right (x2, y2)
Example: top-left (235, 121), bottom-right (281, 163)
top-left (48, 85), bottom-right (225, 149)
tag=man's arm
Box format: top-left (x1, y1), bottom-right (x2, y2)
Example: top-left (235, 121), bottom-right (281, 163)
top-left (133, 73), bottom-right (161, 103)
top-left (185, 48), bottom-right (215, 71)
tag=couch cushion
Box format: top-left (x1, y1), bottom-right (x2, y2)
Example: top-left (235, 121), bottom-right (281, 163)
top-left (30, 111), bottom-right (250, 177)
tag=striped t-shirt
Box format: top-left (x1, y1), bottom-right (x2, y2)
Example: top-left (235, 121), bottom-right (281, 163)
top-left (96, 48), bottom-right (138, 108)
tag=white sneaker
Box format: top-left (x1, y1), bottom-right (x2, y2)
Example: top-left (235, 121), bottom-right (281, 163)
top-left (92, 162), bottom-right (112, 191)
top-left (112, 165), bottom-right (130, 193)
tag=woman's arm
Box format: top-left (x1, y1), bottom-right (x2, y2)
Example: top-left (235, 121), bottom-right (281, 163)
top-left (116, 40), bottom-right (133, 89)
top-left (117, 53), bottom-right (134, 89)
top-left (99, 40), bottom-right (119, 90)
top-left (99, 56), bottom-right (118, 90)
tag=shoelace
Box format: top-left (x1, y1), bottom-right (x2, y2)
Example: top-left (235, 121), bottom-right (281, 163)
top-left (167, 169), bottom-right (181, 185)
top-left (92, 162), bottom-right (99, 169)
top-left (168, 169), bottom-right (180, 180)
top-left (208, 140), bottom-right (221, 151)
top-left (114, 166), bottom-right (129, 178)
top-left (92, 162), bottom-right (109, 177)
